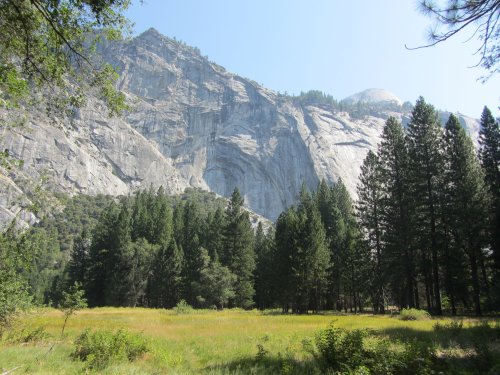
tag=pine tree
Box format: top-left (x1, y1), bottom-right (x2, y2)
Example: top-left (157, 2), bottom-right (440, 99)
top-left (223, 188), bottom-right (255, 309)
top-left (332, 180), bottom-right (367, 313)
top-left (104, 201), bottom-right (133, 306)
top-left (172, 202), bottom-right (185, 247)
top-left (291, 186), bottom-right (313, 313)
top-left (478, 107), bottom-right (500, 274)
top-left (316, 180), bottom-right (333, 231)
top-left (148, 239), bottom-right (183, 308)
top-left (378, 116), bottom-right (416, 309)
top-left (151, 187), bottom-right (173, 248)
top-left (131, 187), bottom-right (173, 247)
top-left (326, 186), bottom-right (347, 311)
top-left (407, 97), bottom-right (445, 314)
top-left (357, 150), bottom-right (384, 312)
top-left (302, 203), bottom-right (330, 313)
top-left (86, 201), bottom-right (120, 307)
top-left (440, 115), bottom-right (467, 314)
top-left (274, 207), bottom-right (299, 312)
top-left (444, 114), bottom-right (490, 315)
top-left (120, 238), bottom-right (157, 307)
top-left (67, 229), bottom-right (91, 288)
top-left (282, 187), bottom-right (330, 313)
top-left (131, 190), bottom-right (149, 241)
top-left (179, 201), bottom-right (203, 305)
top-left (203, 207), bottom-right (226, 260)
top-left (254, 223), bottom-right (276, 309)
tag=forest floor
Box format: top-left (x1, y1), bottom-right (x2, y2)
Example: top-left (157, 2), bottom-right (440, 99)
top-left (0, 308), bottom-right (499, 374)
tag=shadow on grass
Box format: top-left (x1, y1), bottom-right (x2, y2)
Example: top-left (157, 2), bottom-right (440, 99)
top-left (377, 320), bottom-right (500, 346)
top-left (376, 321), bottom-right (500, 374)
top-left (202, 322), bottom-right (500, 375)
top-left (259, 309), bottom-right (368, 316)
top-left (202, 356), bottom-right (321, 375)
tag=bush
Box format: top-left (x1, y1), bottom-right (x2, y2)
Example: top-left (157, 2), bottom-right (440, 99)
top-left (173, 299), bottom-right (193, 314)
top-left (433, 319), bottom-right (463, 339)
top-left (397, 340), bottom-right (439, 374)
top-left (6, 325), bottom-right (51, 344)
top-left (399, 308), bottom-right (431, 321)
top-left (470, 322), bottom-right (494, 372)
top-left (314, 323), bottom-right (439, 375)
top-left (315, 323), bottom-right (367, 372)
top-left (71, 328), bottom-right (148, 370)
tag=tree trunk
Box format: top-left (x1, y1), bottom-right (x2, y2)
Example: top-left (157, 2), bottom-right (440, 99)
top-left (479, 252), bottom-right (492, 312)
top-left (468, 250), bottom-right (482, 316)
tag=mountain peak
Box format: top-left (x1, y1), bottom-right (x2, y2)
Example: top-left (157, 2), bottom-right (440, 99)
top-left (343, 88), bottom-right (403, 106)
top-left (139, 27), bottom-right (162, 38)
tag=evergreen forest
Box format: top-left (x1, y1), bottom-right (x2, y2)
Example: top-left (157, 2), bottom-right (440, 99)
top-left (2, 98), bottom-right (499, 319)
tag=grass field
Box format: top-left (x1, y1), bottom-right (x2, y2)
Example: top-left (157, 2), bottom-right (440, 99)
top-left (0, 308), bottom-right (499, 374)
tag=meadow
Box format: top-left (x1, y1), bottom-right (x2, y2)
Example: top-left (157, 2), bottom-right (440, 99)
top-left (0, 308), bottom-right (499, 374)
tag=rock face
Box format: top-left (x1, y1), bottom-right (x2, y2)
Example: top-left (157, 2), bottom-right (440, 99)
top-left (343, 88), bottom-right (404, 106)
top-left (0, 28), bottom-right (480, 222)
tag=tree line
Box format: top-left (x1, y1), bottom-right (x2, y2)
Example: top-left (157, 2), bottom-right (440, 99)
top-left (41, 187), bottom-right (254, 310)
top-left (2, 99), bottom-right (499, 317)
top-left (27, 180), bottom-right (366, 314)
top-left (356, 99), bottom-right (500, 315)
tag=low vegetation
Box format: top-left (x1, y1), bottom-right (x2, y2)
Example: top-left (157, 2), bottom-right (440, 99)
top-left (0, 308), bottom-right (498, 374)
top-left (398, 308), bottom-right (431, 321)
top-left (71, 328), bottom-right (149, 370)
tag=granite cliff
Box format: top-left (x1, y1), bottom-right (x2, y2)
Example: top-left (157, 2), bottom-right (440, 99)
top-left (0, 28), bottom-right (479, 223)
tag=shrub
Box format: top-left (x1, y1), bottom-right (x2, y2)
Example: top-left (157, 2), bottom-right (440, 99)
top-left (173, 299), bottom-right (193, 314)
top-left (314, 323), bottom-right (440, 374)
top-left (6, 326), bottom-right (51, 344)
top-left (433, 319), bottom-right (463, 340)
top-left (399, 308), bottom-right (431, 321)
top-left (470, 322), bottom-right (494, 372)
top-left (315, 323), bottom-right (367, 372)
top-left (71, 328), bottom-right (148, 370)
top-left (255, 343), bottom-right (268, 362)
top-left (397, 339), bottom-right (439, 374)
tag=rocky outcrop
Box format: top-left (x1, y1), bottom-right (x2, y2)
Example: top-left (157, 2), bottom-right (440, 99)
top-left (343, 88), bottom-right (404, 106)
top-left (0, 28), bottom-right (480, 222)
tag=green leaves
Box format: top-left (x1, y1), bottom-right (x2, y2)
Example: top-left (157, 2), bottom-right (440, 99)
top-left (0, 0), bottom-right (131, 117)
top-left (0, 230), bottom-right (34, 330)
top-left (71, 327), bottom-right (148, 370)
top-left (59, 281), bottom-right (87, 317)
top-left (356, 98), bottom-right (495, 316)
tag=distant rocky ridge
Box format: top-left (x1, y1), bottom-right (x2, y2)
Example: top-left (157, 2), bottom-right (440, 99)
top-left (342, 88), bottom-right (404, 106)
top-left (0, 28), bottom-right (480, 224)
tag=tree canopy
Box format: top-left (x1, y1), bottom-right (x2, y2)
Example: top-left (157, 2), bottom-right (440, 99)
top-left (0, 0), bottom-right (130, 117)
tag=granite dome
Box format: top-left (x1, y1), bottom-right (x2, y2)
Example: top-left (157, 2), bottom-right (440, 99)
top-left (343, 88), bottom-right (403, 106)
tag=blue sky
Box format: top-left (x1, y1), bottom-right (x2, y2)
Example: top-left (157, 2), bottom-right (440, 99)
top-left (125, 0), bottom-right (499, 118)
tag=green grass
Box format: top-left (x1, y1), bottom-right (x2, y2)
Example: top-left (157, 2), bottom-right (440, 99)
top-left (0, 308), bottom-right (498, 374)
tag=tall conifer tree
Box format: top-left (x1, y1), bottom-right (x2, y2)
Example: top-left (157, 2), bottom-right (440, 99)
top-left (223, 188), bottom-right (255, 308)
top-left (149, 239), bottom-right (183, 308)
top-left (478, 107), bottom-right (500, 273)
top-left (254, 223), bottom-right (276, 309)
top-left (407, 97), bottom-right (445, 314)
top-left (445, 114), bottom-right (490, 315)
top-left (357, 150), bottom-right (384, 312)
top-left (332, 179), bottom-right (367, 312)
top-left (274, 207), bottom-right (299, 312)
top-left (67, 229), bottom-right (91, 288)
top-left (378, 117), bottom-right (416, 309)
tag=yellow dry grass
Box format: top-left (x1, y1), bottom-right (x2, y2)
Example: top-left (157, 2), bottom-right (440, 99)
top-left (0, 308), bottom-right (495, 374)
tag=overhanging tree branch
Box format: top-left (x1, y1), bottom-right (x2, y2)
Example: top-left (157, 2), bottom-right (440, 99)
top-left (407, 0), bottom-right (500, 79)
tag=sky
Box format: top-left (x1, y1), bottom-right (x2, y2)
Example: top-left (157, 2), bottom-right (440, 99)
top-left (125, 0), bottom-right (499, 118)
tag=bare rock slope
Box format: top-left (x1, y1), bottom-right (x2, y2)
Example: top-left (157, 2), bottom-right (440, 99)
top-left (0, 29), bottom-right (479, 221)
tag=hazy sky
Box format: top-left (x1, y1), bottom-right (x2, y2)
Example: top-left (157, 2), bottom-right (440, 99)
top-left (125, 0), bottom-right (499, 118)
